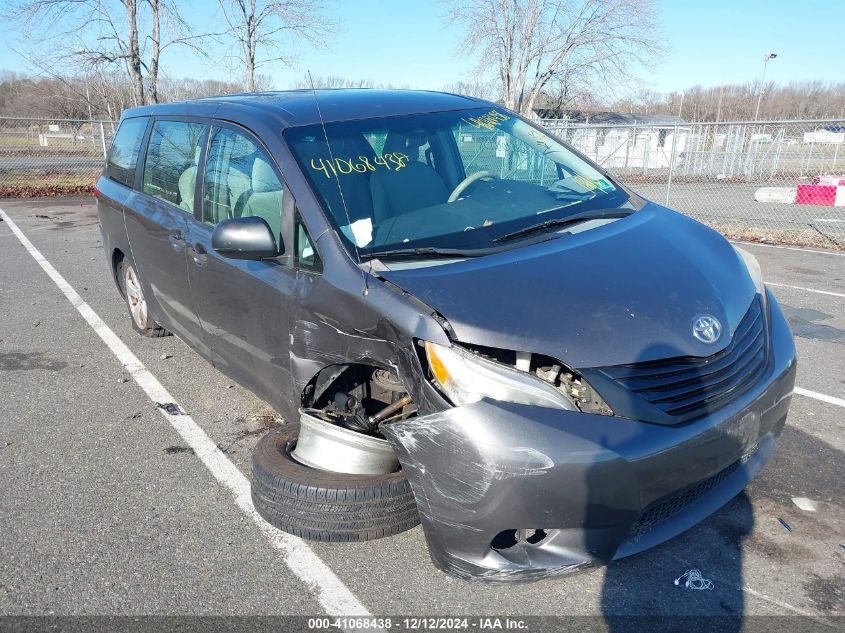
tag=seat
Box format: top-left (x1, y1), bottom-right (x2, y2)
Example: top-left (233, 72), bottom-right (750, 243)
top-left (369, 130), bottom-right (448, 222)
top-left (226, 154), bottom-right (253, 217)
top-left (178, 145), bottom-right (202, 212)
top-left (237, 156), bottom-right (283, 246)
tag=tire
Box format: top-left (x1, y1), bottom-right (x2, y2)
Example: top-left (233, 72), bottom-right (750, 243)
top-left (251, 424), bottom-right (420, 542)
top-left (118, 258), bottom-right (170, 338)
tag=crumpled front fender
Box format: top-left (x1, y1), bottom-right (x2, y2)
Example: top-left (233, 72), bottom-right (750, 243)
top-left (381, 401), bottom-right (644, 581)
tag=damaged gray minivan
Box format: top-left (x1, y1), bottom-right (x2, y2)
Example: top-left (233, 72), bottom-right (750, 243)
top-left (97, 89), bottom-right (797, 581)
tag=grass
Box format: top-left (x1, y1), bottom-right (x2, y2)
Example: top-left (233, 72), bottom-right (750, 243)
top-left (0, 132), bottom-right (106, 155)
top-left (1, 172), bottom-right (97, 187)
top-left (0, 133), bottom-right (38, 148)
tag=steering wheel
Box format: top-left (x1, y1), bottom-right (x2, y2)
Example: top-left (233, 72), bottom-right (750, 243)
top-left (448, 170), bottom-right (498, 203)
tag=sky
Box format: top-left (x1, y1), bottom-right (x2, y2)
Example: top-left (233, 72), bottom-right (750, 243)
top-left (1, 0), bottom-right (843, 95)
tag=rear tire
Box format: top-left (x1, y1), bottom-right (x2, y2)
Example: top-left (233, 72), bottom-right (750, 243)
top-left (251, 424), bottom-right (420, 542)
top-left (118, 259), bottom-right (170, 338)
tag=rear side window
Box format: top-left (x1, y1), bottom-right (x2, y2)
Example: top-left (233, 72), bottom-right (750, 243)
top-left (106, 117), bottom-right (148, 187)
top-left (142, 121), bottom-right (206, 211)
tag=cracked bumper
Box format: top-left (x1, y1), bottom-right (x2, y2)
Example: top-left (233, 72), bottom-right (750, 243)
top-left (382, 293), bottom-right (796, 581)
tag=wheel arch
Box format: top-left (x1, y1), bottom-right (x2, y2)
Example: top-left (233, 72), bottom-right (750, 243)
top-left (111, 248), bottom-right (126, 296)
top-left (301, 361), bottom-right (406, 409)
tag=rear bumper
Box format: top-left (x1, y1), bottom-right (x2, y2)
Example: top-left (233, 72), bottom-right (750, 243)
top-left (382, 290), bottom-right (796, 581)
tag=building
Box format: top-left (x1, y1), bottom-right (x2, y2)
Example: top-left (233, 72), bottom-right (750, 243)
top-left (535, 110), bottom-right (689, 170)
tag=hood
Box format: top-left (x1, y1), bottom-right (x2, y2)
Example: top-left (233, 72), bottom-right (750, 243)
top-left (379, 204), bottom-right (757, 369)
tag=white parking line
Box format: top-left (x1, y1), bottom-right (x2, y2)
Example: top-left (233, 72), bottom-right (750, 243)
top-left (730, 240), bottom-right (845, 257)
top-left (0, 206), bottom-right (370, 619)
top-left (794, 387), bottom-right (845, 409)
top-left (766, 282), bottom-right (845, 298)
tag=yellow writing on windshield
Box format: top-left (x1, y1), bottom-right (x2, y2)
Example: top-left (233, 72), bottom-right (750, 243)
top-left (310, 153), bottom-right (410, 179)
top-left (463, 110), bottom-right (510, 131)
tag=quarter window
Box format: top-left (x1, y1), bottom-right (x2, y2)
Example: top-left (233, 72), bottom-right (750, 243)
top-left (295, 217), bottom-right (321, 271)
top-left (203, 127), bottom-right (284, 246)
top-left (106, 117), bottom-right (148, 187)
top-left (142, 121), bottom-right (206, 212)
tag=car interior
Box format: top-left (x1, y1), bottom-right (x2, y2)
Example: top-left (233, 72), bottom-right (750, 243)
top-left (288, 125), bottom-right (464, 237)
top-left (201, 129), bottom-right (284, 244)
top-left (369, 130), bottom-right (449, 223)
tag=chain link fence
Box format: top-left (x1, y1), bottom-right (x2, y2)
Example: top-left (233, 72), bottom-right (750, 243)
top-left (0, 117), bottom-right (116, 193)
top-left (542, 118), bottom-right (845, 249)
top-left (1, 115), bottom-right (844, 249)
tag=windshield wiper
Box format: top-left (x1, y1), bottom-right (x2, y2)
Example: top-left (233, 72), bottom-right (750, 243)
top-left (360, 246), bottom-right (487, 260)
top-left (492, 208), bottom-right (631, 243)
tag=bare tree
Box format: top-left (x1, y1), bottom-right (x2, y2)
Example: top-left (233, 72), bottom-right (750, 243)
top-left (126, 0), bottom-right (144, 104)
top-left (219, 0), bottom-right (333, 92)
top-left (145, 0), bottom-right (214, 103)
top-left (292, 74), bottom-right (414, 90)
top-left (148, 0), bottom-right (161, 103)
top-left (7, 0), bottom-right (149, 104)
top-left (441, 80), bottom-right (498, 101)
top-left (534, 70), bottom-right (599, 114)
top-left (445, 0), bottom-right (661, 117)
top-left (7, 0), bottom-right (212, 106)
top-left (156, 74), bottom-right (266, 101)
top-left (294, 74), bottom-right (376, 89)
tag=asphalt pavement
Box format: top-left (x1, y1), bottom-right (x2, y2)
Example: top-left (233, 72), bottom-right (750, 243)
top-left (0, 197), bottom-right (843, 626)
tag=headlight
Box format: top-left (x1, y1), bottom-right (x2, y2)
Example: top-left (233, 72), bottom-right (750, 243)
top-left (424, 341), bottom-right (577, 410)
top-left (734, 246), bottom-right (765, 297)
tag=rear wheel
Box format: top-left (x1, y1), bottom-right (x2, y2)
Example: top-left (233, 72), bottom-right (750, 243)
top-left (251, 424), bottom-right (420, 542)
top-left (118, 259), bottom-right (169, 338)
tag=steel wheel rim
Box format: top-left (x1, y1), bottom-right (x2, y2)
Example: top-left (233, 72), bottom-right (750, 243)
top-left (291, 410), bottom-right (399, 475)
top-left (124, 264), bottom-right (148, 329)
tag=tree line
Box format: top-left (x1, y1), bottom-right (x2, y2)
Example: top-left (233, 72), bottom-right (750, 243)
top-left (608, 82), bottom-right (845, 122)
top-left (0, 70), bottom-right (270, 120)
top-left (1, 0), bottom-right (842, 122)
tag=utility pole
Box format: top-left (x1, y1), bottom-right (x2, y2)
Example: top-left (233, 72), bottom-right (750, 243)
top-left (754, 53), bottom-right (777, 122)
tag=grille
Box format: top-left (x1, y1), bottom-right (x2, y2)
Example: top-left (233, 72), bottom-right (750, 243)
top-left (627, 444), bottom-right (757, 540)
top-left (598, 297), bottom-right (767, 420)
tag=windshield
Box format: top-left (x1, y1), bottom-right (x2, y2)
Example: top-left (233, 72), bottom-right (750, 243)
top-left (284, 107), bottom-right (629, 257)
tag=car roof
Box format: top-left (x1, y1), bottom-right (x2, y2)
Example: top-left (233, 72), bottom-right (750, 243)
top-left (120, 89), bottom-right (490, 128)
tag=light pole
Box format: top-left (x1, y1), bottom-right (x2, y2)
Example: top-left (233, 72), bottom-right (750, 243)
top-left (754, 53), bottom-right (777, 121)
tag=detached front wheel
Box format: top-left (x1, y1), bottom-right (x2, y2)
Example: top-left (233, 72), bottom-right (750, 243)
top-left (251, 424), bottom-right (420, 542)
top-left (118, 259), bottom-right (169, 338)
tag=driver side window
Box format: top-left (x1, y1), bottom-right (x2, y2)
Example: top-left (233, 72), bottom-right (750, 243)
top-left (203, 127), bottom-right (284, 246)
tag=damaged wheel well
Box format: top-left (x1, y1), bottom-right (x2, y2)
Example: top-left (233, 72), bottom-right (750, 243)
top-left (301, 363), bottom-right (418, 435)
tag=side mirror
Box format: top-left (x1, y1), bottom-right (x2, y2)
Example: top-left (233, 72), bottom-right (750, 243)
top-left (211, 216), bottom-right (280, 260)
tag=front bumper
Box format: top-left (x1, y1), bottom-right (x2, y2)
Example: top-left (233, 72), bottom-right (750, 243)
top-left (382, 290), bottom-right (796, 581)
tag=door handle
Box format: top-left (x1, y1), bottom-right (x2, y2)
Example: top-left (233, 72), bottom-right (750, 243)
top-left (190, 241), bottom-right (207, 267)
top-left (168, 229), bottom-right (185, 251)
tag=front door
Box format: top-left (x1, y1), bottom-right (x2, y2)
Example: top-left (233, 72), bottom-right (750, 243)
top-left (184, 123), bottom-right (297, 408)
top-left (124, 118), bottom-right (207, 345)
